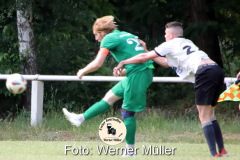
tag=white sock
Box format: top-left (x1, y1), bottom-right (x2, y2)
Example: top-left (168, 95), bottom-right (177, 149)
top-left (126, 144), bottom-right (135, 149)
top-left (125, 144), bottom-right (136, 156)
top-left (77, 114), bottom-right (85, 122)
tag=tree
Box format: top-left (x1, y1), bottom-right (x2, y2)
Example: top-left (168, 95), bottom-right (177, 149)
top-left (186, 0), bottom-right (223, 67)
top-left (0, 0), bottom-right (240, 116)
top-left (16, 0), bottom-right (37, 110)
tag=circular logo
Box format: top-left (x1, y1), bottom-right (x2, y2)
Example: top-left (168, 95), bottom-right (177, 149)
top-left (99, 117), bottom-right (126, 145)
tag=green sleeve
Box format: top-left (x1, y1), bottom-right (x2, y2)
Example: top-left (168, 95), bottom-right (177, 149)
top-left (100, 34), bottom-right (119, 50)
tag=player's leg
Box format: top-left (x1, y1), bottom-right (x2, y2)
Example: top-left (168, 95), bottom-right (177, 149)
top-left (108, 78), bottom-right (137, 157)
top-left (211, 116), bottom-right (228, 157)
top-left (197, 105), bottom-right (218, 157)
top-left (120, 69), bottom-right (153, 157)
top-left (63, 88), bottom-right (122, 127)
top-left (195, 64), bottom-right (218, 157)
top-left (195, 64), bottom-right (227, 157)
top-left (84, 90), bottom-right (121, 120)
top-left (121, 109), bottom-right (136, 157)
top-left (210, 67), bottom-right (228, 157)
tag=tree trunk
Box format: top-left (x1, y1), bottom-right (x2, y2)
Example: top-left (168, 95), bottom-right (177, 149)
top-left (16, 0), bottom-right (37, 111)
top-left (188, 0), bottom-right (223, 67)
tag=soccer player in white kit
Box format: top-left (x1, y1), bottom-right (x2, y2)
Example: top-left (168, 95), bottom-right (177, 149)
top-left (114, 21), bottom-right (228, 157)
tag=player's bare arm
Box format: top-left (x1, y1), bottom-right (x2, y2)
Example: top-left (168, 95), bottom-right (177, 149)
top-left (139, 40), bottom-right (169, 68)
top-left (237, 71), bottom-right (240, 79)
top-left (113, 50), bottom-right (158, 76)
top-left (77, 49), bottom-right (107, 79)
top-left (153, 57), bottom-right (169, 68)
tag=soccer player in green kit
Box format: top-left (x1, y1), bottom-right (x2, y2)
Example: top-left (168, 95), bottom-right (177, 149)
top-left (63, 15), bottom-right (167, 157)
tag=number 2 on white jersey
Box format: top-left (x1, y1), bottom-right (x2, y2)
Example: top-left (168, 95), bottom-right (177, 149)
top-left (183, 45), bottom-right (195, 55)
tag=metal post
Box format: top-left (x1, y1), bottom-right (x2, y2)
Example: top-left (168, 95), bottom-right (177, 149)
top-left (31, 80), bottom-right (44, 126)
top-left (0, 74), bottom-right (237, 126)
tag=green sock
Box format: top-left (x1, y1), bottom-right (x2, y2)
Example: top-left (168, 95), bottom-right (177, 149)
top-left (124, 117), bottom-right (136, 145)
top-left (83, 100), bottom-right (110, 120)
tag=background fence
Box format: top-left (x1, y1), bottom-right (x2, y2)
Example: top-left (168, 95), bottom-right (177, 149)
top-left (0, 74), bottom-right (237, 126)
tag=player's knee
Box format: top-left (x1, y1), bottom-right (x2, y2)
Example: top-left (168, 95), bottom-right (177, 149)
top-left (102, 90), bottom-right (121, 106)
top-left (121, 109), bottom-right (135, 120)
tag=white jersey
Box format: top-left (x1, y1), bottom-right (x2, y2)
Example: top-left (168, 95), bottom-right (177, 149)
top-left (154, 38), bottom-right (209, 83)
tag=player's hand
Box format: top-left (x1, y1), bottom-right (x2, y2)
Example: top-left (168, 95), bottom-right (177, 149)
top-left (139, 39), bottom-right (146, 47)
top-left (139, 39), bottom-right (148, 52)
top-left (113, 62), bottom-right (125, 76)
top-left (113, 68), bottom-right (126, 76)
top-left (77, 69), bottom-right (85, 79)
top-left (113, 67), bottom-right (122, 76)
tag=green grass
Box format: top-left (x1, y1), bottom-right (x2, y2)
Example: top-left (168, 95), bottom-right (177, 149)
top-left (0, 141), bottom-right (240, 160)
top-left (0, 109), bottom-right (240, 159)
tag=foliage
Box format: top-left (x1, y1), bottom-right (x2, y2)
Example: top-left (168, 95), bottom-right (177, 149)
top-left (213, 0), bottom-right (240, 76)
top-left (0, 0), bottom-right (27, 115)
top-left (31, 0), bottom-right (117, 111)
top-left (0, 0), bottom-right (240, 116)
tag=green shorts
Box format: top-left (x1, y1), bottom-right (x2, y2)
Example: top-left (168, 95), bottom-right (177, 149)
top-left (111, 68), bottom-right (153, 112)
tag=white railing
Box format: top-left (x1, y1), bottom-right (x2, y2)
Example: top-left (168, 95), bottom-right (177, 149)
top-left (0, 74), bottom-right (237, 126)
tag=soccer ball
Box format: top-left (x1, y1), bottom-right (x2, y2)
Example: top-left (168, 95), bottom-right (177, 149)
top-left (6, 73), bottom-right (27, 94)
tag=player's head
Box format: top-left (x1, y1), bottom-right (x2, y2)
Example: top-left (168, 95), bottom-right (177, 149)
top-left (93, 15), bottom-right (118, 42)
top-left (164, 21), bottom-right (183, 41)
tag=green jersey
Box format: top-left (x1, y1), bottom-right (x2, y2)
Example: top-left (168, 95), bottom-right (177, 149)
top-left (100, 30), bottom-right (154, 76)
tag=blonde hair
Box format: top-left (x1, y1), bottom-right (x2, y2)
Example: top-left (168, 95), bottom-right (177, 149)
top-left (93, 15), bottom-right (118, 34)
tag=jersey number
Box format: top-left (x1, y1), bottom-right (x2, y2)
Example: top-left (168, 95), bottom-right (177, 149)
top-left (183, 45), bottom-right (194, 55)
top-left (127, 38), bottom-right (144, 51)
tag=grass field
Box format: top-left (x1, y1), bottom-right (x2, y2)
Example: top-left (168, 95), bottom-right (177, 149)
top-left (0, 141), bottom-right (240, 160)
top-left (0, 109), bottom-right (240, 159)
